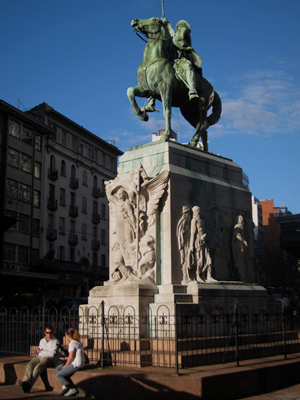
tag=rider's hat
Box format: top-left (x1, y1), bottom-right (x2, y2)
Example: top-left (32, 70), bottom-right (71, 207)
top-left (176, 20), bottom-right (191, 32)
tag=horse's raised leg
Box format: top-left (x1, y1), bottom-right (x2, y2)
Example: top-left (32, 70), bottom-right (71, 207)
top-left (127, 85), bottom-right (150, 121)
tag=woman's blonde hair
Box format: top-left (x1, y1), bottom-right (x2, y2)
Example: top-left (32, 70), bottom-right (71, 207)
top-left (66, 328), bottom-right (81, 343)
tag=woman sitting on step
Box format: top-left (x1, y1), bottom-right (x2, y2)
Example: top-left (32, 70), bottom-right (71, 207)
top-left (56, 328), bottom-right (85, 396)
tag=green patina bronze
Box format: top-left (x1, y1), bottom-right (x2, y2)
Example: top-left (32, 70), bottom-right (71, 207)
top-left (127, 17), bottom-right (222, 151)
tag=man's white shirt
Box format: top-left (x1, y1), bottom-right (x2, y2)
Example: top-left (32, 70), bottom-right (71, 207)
top-left (38, 336), bottom-right (59, 358)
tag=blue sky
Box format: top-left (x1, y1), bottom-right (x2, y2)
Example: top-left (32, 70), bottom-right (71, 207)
top-left (1, 0), bottom-right (300, 213)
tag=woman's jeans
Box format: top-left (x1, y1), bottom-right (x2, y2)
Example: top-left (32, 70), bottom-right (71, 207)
top-left (56, 364), bottom-right (81, 389)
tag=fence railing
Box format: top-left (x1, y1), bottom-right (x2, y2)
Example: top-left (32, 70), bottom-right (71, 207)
top-left (1, 302), bottom-right (299, 372)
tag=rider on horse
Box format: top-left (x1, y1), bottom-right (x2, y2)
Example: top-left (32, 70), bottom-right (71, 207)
top-left (164, 19), bottom-right (203, 102)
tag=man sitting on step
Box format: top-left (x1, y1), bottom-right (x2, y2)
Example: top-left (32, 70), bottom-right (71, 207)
top-left (18, 324), bottom-right (59, 393)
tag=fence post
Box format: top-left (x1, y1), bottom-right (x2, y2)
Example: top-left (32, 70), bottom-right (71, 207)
top-left (174, 300), bottom-right (178, 375)
top-left (282, 303), bottom-right (287, 359)
top-left (101, 300), bottom-right (105, 368)
top-left (234, 300), bottom-right (239, 366)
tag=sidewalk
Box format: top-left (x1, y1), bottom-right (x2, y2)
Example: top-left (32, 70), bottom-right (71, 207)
top-left (2, 382), bottom-right (300, 400)
top-left (1, 355), bottom-right (300, 400)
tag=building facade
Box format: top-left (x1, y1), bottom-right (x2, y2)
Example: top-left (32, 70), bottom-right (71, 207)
top-left (0, 100), bottom-right (122, 303)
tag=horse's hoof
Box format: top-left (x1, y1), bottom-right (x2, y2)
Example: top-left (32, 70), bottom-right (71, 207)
top-left (139, 111), bottom-right (148, 122)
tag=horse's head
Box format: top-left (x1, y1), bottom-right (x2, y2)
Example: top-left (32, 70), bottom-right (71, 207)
top-left (131, 17), bottom-right (165, 38)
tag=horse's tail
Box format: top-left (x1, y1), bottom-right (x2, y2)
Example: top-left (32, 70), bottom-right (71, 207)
top-left (207, 91), bottom-right (222, 127)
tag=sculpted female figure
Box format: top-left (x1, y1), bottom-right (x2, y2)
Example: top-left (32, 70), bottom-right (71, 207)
top-left (189, 206), bottom-right (215, 282)
top-left (109, 188), bottom-right (137, 268)
top-left (232, 215), bottom-right (248, 282)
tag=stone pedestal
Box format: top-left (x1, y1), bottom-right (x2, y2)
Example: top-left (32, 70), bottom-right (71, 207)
top-left (89, 140), bottom-right (268, 320)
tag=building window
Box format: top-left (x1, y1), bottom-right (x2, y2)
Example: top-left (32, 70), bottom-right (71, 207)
top-left (22, 126), bottom-right (33, 144)
top-left (70, 220), bottom-right (75, 233)
top-left (49, 184), bottom-right (56, 201)
top-left (48, 213), bottom-right (54, 229)
top-left (82, 170), bottom-right (88, 186)
top-left (59, 246), bottom-right (65, 261)
top-left (34, 161), bottom-right (41, 179)
top-left (9, 119), bottom-right (20, 138)
top-left (7, 148), bottom-right (19, 168)
top-left (19, 183), bottom-right (31, 203)
top-left (21, 153), bottom-right (32, 173)
top-left (93, 175), bottom-right (98, 188)
top-left (101, 229), bottom-right (106, 245)
top-left (93, 200), bottom-right (98, 215)
top-left (18, 245), bottom-right (29, 264)
top-left (62, 130), bottom-right (67, 146)
top-left (35, 134), bottom-right (42, 151)
top-left (34, 190), bottom-right (40, 208)
top-left (6, 179), bottom-right (18, 200)
top-left (19, 214), bottom-right (30, 233)
top-left (4, 243), bottom-right (16, 262)
top-left (59, 217), bottom-right (65, 234)
top-left (102, 153), bottom-right (106, 167)
top-left (61, 160), bottom-right (66, 176)
top-left (50, 155), bottom-right (55, 171)
top-left (60, 188), bottom-right (66, 206)
top-left (71, 135), bottom-right (78, 151)
top-left (69, 247), bottom-right (75, 263)
top-left (71, 165), bottom-right (76, 179)
top-left (101, 254), bottom-right (106, 268)
top-left (101, 203), bottom-right (106, 218)
top-left (51, 124), bottom-right (57, 141)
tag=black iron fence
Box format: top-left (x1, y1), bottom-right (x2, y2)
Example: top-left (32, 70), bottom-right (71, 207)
top-left (1, 302), bottom-right (300, 372)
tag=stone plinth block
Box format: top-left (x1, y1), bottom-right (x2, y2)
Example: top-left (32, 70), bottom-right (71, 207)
top-left (119, 140), bottom-right (256, 285)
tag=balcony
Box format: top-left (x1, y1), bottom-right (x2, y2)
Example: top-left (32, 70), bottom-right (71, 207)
top-left (68, 233), bottom-right (78, 246)
top-left (69, 205), bottom-right (79, 217)
top-left (92, 213), bottom-right (100, 224)
top-left (47, 198), bottom-right (58, 211)
top-left (48, 168), bottom-right (58, 180)
top-left (46, 228), bottom-right (57, 241)
top-left (92, 240), bottom-right (100, 250)
top-left (92, 187), bottom-right (100, 197)
top-left (69, 177), bottom-right (79, 189)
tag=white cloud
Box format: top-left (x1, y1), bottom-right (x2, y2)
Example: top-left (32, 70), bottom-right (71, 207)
top-left (222, 68), bottom-right (300, 136)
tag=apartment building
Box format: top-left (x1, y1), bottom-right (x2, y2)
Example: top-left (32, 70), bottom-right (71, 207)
top-left (260, 199), bottom-right (299, 259)
top-left (0, 100), bottom-right (122, 302)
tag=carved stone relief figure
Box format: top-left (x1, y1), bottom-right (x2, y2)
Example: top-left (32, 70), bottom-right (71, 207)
top-left (231, 215), bottom-right (248, 282)
top-left (106, 164), bottom-right (169, 283)
top-left (176, 206), bottom-right (191, 283)
top-left (188, 206), bottom-right (216, 283)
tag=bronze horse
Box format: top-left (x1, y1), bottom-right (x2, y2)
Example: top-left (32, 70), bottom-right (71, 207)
top-left (127, 17), bottom-right (222, 150)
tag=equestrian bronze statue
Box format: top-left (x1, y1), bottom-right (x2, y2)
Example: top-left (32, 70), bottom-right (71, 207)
top-left (127, 17), bottom-right (222, 151)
